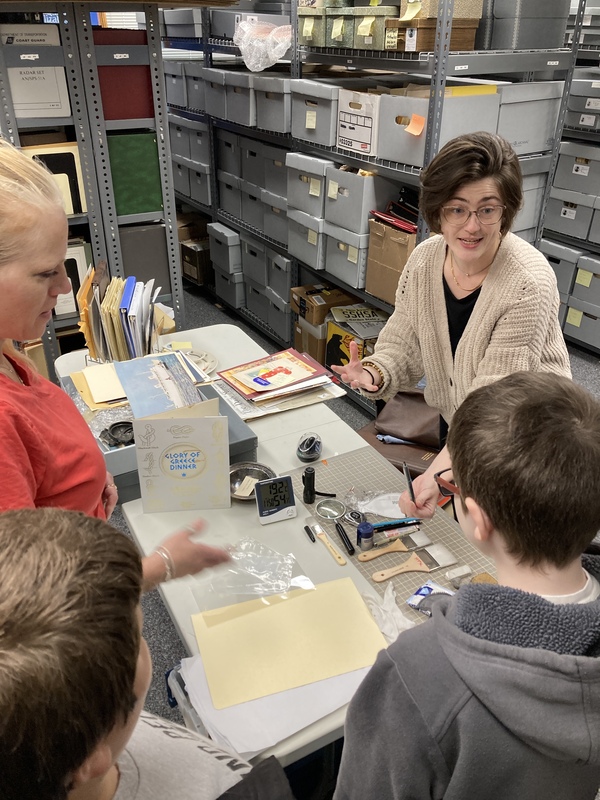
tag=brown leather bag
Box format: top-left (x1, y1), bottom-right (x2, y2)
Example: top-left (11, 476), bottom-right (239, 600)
top-left (358, 389), bottom-right (442, 477)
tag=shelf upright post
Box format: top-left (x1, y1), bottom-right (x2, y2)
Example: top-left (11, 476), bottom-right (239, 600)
top-left (417, 0), bottom-right (455, 243)
top-left (0, 40), bottom-right (19, 145)
top-left (72, 2), bottom-right (124, 278)
top-left (535, 0), bottom-right (586, 245)
top-left (201, 7), bottom-right (212, 68)
top-left (41, 2), bottom-right (111, 381)
top-left (144, 2), bottom-right (185, 331)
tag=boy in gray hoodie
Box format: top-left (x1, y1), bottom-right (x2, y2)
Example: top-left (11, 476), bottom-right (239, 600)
top-left (334, 371), bottom-right (600, 800)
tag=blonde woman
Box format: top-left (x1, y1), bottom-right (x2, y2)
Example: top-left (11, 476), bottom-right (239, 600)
top-left (0, 138), bottom-right (228, 588)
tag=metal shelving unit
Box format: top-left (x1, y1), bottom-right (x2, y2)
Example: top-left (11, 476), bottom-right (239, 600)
top-left (165, 0), bottom-right (587, 414)
top-left (0, 2), bottom-right (186, 376)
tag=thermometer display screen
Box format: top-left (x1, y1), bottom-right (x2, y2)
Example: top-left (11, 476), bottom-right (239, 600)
top-left (255, 475), bottom-right (297, 524)
top-left (259, 479), bottom-right (291, 510)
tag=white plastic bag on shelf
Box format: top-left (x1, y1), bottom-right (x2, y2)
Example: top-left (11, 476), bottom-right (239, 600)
top-left (233, 20), bottom-right (291, 72)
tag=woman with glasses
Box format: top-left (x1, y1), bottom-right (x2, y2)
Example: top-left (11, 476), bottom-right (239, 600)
top-left (332, 131), bottom-right (570, 518)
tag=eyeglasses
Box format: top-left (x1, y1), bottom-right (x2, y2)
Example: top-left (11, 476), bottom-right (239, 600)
top-left (434, 468), bottom-right (461, 498)
top-left (441, 205), bottom-right (505, 226)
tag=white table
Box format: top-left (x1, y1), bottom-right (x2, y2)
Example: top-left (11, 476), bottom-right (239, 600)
top-left (122, 324), bottom-right (380, 766)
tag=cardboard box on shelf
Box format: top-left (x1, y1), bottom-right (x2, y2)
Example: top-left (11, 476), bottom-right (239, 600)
top-left (177, 211), bottom-right (210, 242)
top-left (290, 284), bottom-right (356, 326)
top-left (325, 314), bottom-right (380, 371)
top-left (294, 315), bottom-right (328, 365)
top-left (180, 240), bottom-right (214, 285)
top-left (365, 219), bottom-right (416, 305)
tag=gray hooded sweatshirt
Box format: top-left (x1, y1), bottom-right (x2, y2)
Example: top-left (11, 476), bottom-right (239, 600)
top-left (334, 553), bottom-right (600, 800)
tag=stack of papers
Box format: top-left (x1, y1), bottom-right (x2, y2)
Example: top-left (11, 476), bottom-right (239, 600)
top-left (73, 352), bottom-right (208, 416)
top-left (77, 270), bottom-right (172, 363)
top-left (214, 348), bottom-right (345, 419)
top-left (181, 578), bottom-right (387, 757)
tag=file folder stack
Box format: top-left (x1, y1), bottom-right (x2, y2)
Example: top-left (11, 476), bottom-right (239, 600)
top-left (77, 268), bottom-right (171, 363)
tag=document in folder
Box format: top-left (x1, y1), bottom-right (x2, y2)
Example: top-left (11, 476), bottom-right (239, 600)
top-left (192, 577), bottom-right (387, 709)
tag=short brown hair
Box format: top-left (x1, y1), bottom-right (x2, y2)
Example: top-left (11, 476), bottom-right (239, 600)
top-left (448, 372), bottom-right (600, 568)
top-left (420, 132), bottom-right (523, 235)
top-left (0, 508), bottom-right (143, 800)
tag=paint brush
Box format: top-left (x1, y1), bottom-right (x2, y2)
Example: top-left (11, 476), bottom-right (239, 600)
top-left (372, 543), bottom-right (457, 583)
top-left (358, 530), bottom-right (431, 562)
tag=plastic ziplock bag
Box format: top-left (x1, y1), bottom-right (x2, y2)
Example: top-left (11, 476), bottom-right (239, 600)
top-left (233, 21), bottom-right (292, 72)
top-left (193, 538), bottom-right (314, 610)
top-left (345, 488), bottom-right (404, 519)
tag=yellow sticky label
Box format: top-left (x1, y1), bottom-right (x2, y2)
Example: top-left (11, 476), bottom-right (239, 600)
top-left (369, 0), bottom-right (381, 5)
top-left (303, 17), bottom-right (315, 38)
top-left (309, 177), bottom-right (321, 197)
top-left (305, 109), bottom-right (317, 129)
top-left (347, 246), bottom-right (359, 264)
top-left (308, 229), bottom-right (318, 245)
top-left (331, 17), bottom-right (344, 40)
top-left (328, 180), bottom-right (339, 200)
top-left (385, 28), bottom-right (398, 49)
top-left (399, 0), bottom-right (421, 22)
top-left (576, 268), bottom-right (594, 288)
top-left (357, 16), bottom-right (375, 36)
top-left (566, 307), bottom-right (583, 327)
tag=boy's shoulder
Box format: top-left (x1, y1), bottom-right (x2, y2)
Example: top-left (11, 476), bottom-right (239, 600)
top-left (115, 712), bottom-right (251, 800)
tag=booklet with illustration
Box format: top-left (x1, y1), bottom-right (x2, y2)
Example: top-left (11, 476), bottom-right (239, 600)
top-left (133, 398), bottom-right (230, 513)
top-left (218, 349), bottom-right (329, 401)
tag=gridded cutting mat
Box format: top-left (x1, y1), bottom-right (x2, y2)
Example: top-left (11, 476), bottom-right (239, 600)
top-left (289, 447), bottom-right (496, 622)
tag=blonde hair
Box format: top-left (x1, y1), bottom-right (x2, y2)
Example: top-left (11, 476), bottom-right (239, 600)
top-left (0, 137), bottom-right (64, 269)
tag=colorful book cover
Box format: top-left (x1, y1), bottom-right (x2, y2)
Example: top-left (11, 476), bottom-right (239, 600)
top-left (218, 349), bottom-right (326, 400)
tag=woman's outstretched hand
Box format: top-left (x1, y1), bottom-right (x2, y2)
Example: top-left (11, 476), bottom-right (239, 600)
top-left (330, 341), bottom-right (380, 392)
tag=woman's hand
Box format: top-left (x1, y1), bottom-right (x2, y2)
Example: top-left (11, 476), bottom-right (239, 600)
top-left (159, 519), bottom-right (231, 579)
top-left (102, 471), bottom-right (118, 520)
top-left (399, 472), bottom-right (439, 520)
top-left (142, 519), bottom-right (231, 591)
top-left (330, 341), bottom-right (380, 392)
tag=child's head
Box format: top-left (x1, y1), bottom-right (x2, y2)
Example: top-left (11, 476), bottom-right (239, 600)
top-left (448, 372), bottom-right (600, 568)
top-left (0, 508), bottom-right (146, 800)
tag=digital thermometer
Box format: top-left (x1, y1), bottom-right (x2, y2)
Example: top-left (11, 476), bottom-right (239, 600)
top-left (255, 475), bottom-right (298, 525)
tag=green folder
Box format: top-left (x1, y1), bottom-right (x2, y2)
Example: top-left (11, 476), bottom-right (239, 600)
top-left (107, 132), bottom-right (163, 217)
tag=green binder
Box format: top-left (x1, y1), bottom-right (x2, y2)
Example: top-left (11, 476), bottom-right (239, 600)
top-left (107, 132), bottom-right (163, 217)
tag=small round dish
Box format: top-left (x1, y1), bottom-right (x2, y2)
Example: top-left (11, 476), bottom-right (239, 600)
top-left (230, 462), bottom-right (277, 501)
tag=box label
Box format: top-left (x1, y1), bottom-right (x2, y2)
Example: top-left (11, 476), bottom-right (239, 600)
top-left (566, 307), bottom-right (583, 328)
top-left (561, 207), bottom-right (577, 220)
top-left (305, 109), bottom-right (317, 129)
top-left (385, 28), bottom-right (398, 49)
top-left (357, 16), bottom-right (375, 36)
top-left (576, 269), bottom-right (594, 288)
top-left (307, 228), bottom-right (318, 245)
top-left (586, 97), bottom-right (600, 110)
top-left (303, 17), bottom-right (314, 38)
top-left (405, 27), bottom-right (417, 51)
top-left (347, 246), bottom-right (359, 264)
top-left (331, 17), bottom-right (344, 40)
top-left (309, 177), bottom-right (321, 197)
top-left (580, 114), bottom-right (596, 127)
top-left (573, 162), bottom-right (590, 177)
top-left (328, 180), bottom-right (339, 200)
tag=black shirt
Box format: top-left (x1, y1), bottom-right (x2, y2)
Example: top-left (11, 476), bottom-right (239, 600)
top-left (443, 276), bottom-right (482, 358)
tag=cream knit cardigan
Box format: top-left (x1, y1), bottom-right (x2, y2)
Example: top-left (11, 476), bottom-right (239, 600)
top-left (364, 232), bottom-right (571, 422)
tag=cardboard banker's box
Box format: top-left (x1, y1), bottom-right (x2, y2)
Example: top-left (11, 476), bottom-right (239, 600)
top-left (325, 305), bottom-right (388, 370)
top-left (365, 219), bottom-right (416, 305)
top-left (290, 283), bottom-right (356, 326)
